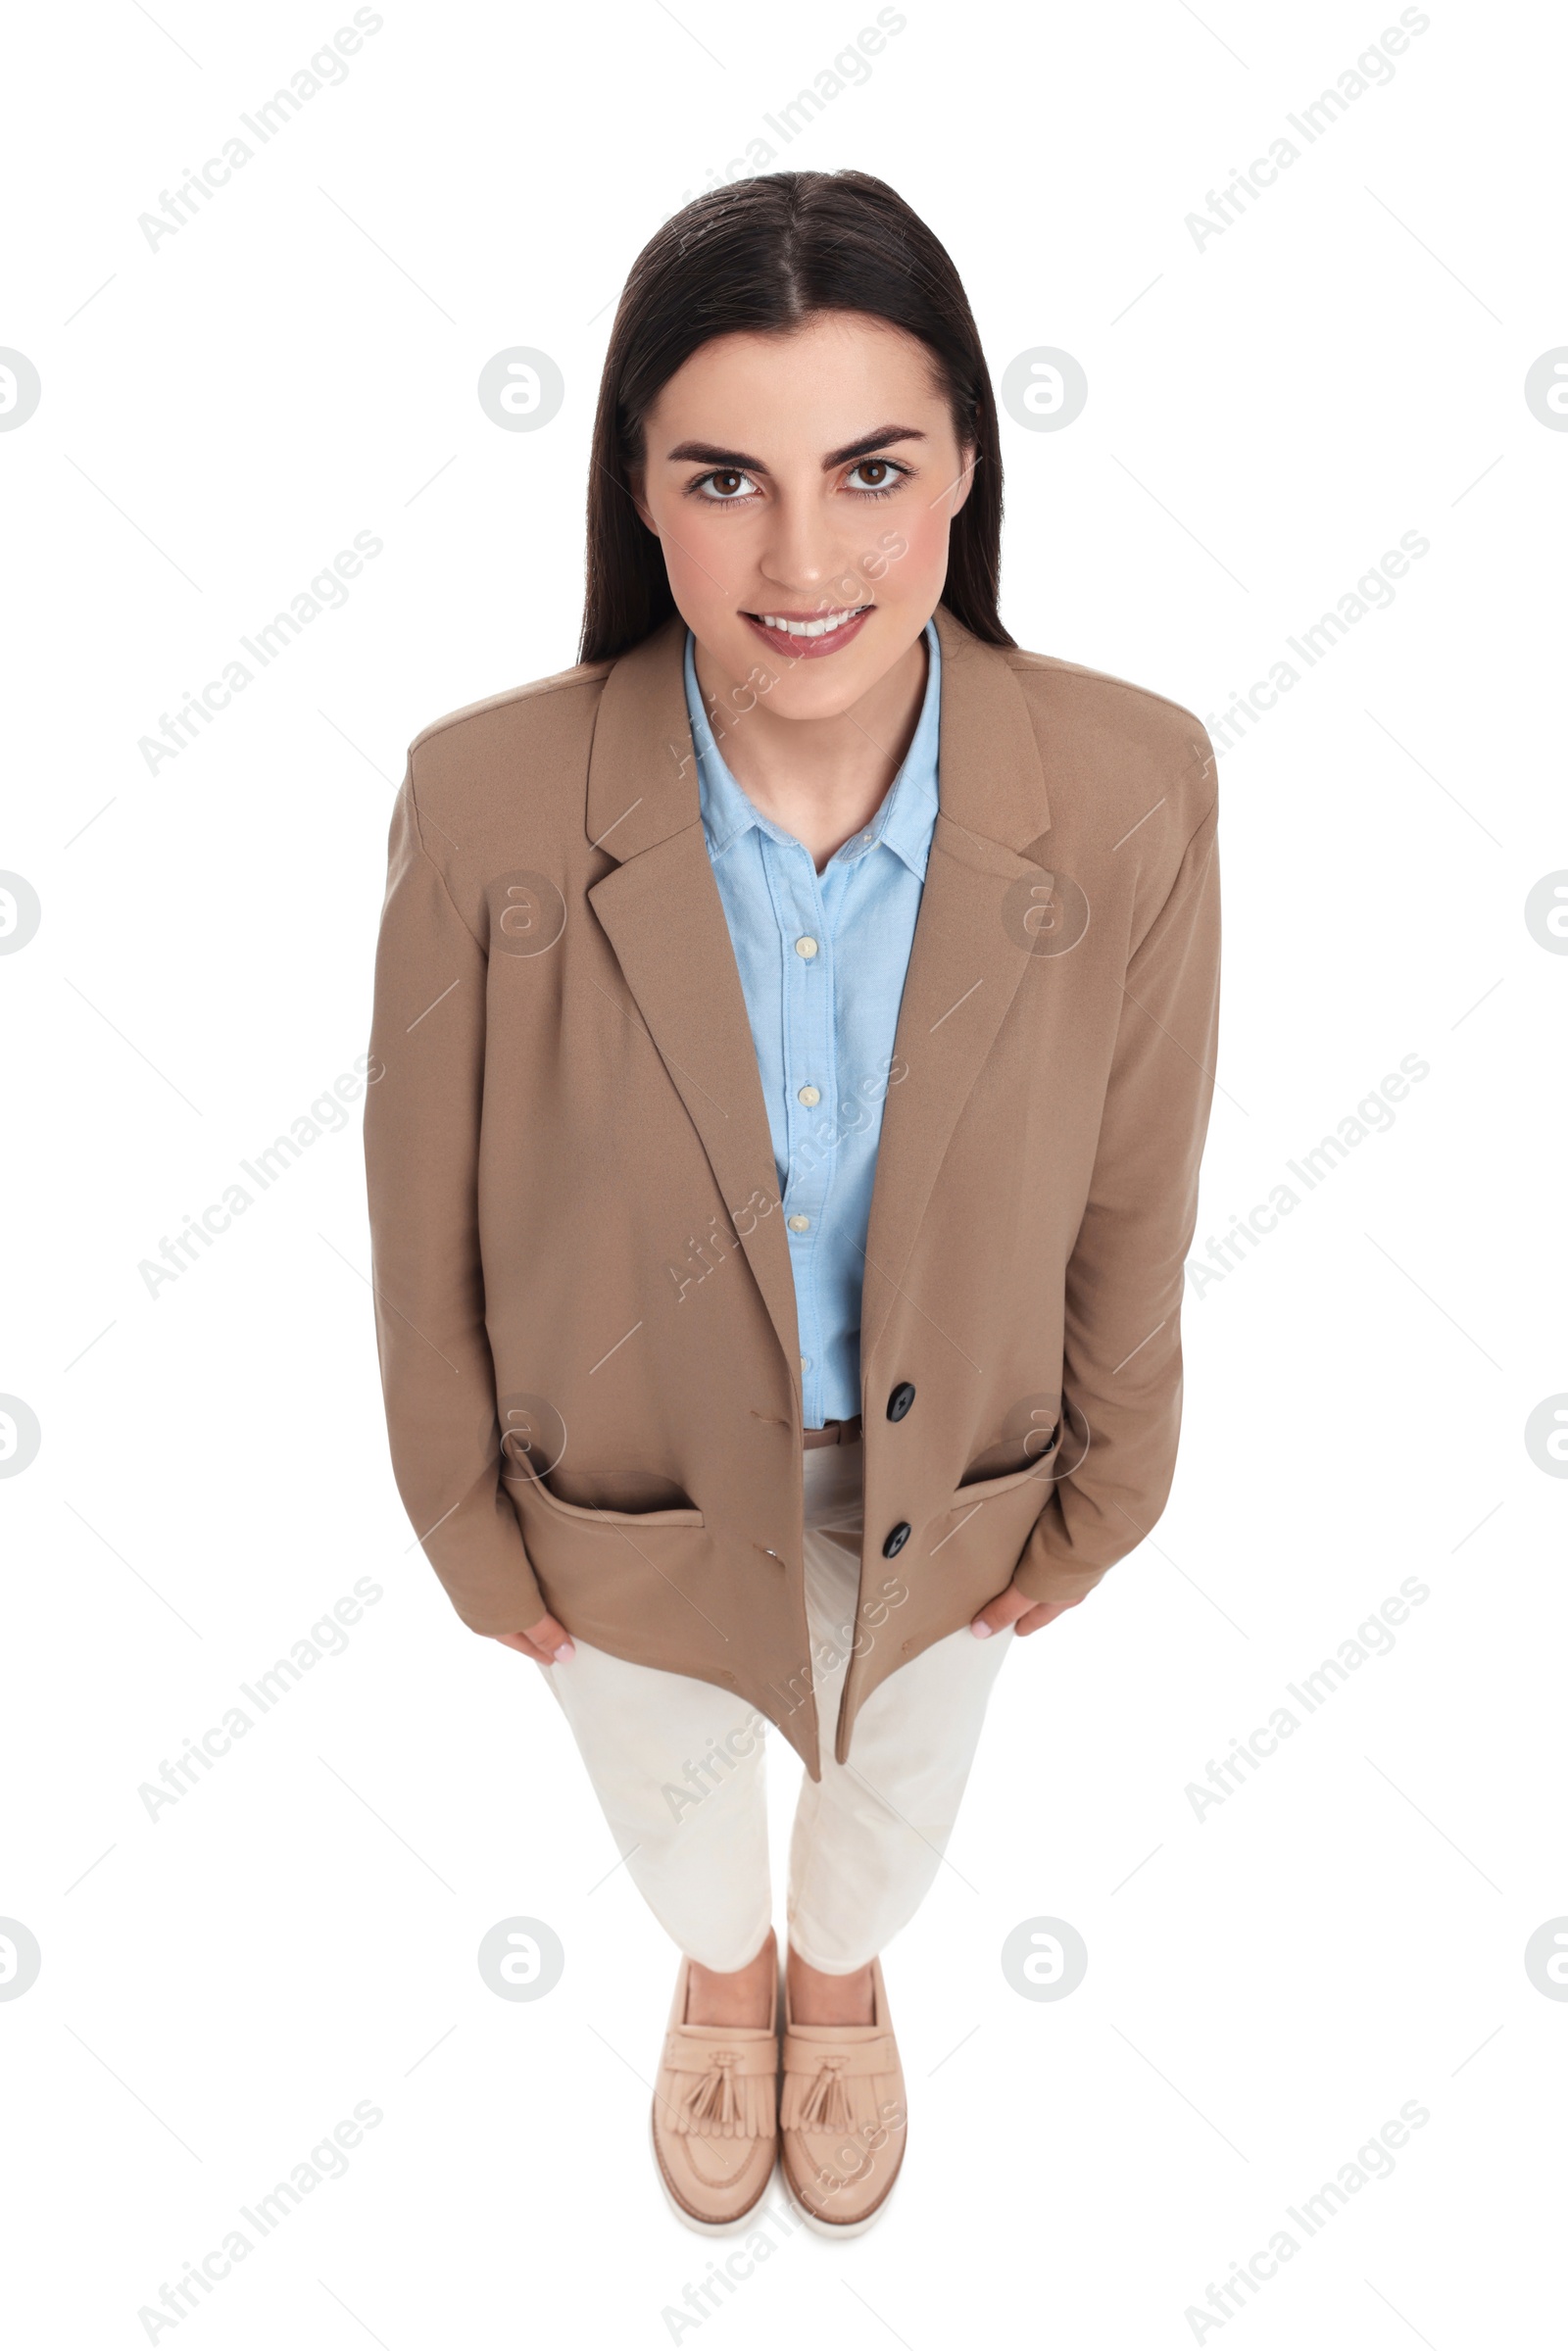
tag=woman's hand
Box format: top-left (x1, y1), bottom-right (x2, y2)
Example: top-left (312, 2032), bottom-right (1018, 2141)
top-left (505, 1590), bottom-right (1068, 1656)
top-left (491, 1612), bottom-right (575, 1665)
top-left (970, 1582), bottom-right (1083, 1641)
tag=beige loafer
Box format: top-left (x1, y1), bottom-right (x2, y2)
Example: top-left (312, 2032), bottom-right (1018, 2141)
top-left (779, 1956), bottom-right (906, 2234)
top-left (651, 1955), bottom-right (779, 2233)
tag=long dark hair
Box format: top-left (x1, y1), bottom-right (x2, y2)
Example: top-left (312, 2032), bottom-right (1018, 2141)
top-left (579, 171), bottom-right (1014, 663)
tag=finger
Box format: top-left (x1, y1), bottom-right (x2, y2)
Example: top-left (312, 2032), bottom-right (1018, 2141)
top-left (492, 1614), bottom-right (575, 1664)
top-left (491, 1630), bottom-right (555, 1662)
top-left (523, 1611), bottom-right (574, 1660)
top-left (970, 1588), bottom-right (1029, 1639)
top-left (1014, 1603), bottom-right (1061, 1637)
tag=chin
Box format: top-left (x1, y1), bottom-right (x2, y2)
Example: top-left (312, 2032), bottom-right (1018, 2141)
top-left (765, 658), bottom-right (883, 713)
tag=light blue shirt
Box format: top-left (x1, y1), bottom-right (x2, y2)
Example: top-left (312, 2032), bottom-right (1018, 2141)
top-left (684, 620), bottom-right (941, 1427)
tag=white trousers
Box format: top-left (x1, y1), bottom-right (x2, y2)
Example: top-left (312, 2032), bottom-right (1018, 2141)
top-left (538, 1439), bottom-right (1013, 1974)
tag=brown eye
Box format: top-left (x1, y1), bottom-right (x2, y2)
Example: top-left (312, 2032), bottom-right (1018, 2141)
top-left (697, 467), bottom-right (755, 501)
top-left (845, 459), bottom-right (903, 494)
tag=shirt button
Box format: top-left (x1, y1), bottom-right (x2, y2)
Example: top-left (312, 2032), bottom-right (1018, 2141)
top-left (787, 1214), bottom-right (810, 1233)
top-left (795, 936), bottom-right (819, 959)
top-left (800, 1356), bottom-right (809, 1373)
top-left (797, 1084), bottom-right (821, 1107)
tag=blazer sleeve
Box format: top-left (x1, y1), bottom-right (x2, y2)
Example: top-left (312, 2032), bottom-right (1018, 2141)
top-left (1011, 783), bottom-right (1221, 1610)
top-left (362, 759), bottom-right (546, 1637)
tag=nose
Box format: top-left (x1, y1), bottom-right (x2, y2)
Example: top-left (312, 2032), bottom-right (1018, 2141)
top-left (756, 485), bottom-right (858, 611)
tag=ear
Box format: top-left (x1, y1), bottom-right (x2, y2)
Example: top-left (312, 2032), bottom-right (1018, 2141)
top-left (948, 442), bottom-right (979, 519)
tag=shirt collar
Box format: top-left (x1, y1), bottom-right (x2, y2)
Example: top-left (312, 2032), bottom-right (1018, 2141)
top-left (683, 618), bottom-right (941, 882)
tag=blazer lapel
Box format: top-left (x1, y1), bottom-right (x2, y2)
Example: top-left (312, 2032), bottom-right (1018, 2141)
top-left (858, 609), bottom-right (1054, 1366)
top-left (585, 616), bottom-right (802, 1383)
top-left (588, 837), bottom-right (803, 1376)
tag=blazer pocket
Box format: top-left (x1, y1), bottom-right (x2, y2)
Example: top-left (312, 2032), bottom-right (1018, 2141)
top-left (944, 1459), bottom-right (1056, 1514)
top-left (501, 1468), bottom-right (706, 1530)
top-left (956, 1412), bottom-right (1062, 1492)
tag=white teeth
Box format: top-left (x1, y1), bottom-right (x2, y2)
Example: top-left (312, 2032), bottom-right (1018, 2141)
top-left (758, 607), bottom-right (866, 638)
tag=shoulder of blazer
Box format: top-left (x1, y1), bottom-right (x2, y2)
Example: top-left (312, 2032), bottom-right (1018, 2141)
top-left (1003, 645), bottom-right (1203, 733)
top-left (400, 660), bottom-right (615, 876)
top-left (406, 656), bottom-right (614, 764)
top-left (1001, 644), bottom-right (1219, 845)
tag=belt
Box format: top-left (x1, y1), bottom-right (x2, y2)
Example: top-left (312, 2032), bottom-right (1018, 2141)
top-left (802, 1414), bottom-right (863, 1450)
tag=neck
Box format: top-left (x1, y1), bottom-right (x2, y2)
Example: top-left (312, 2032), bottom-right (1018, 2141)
top-left (693, 626), bottom-right (929, 872)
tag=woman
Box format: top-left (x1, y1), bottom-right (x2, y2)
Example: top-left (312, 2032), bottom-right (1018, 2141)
top-left (363, 169), bottom-right (1220, 2236)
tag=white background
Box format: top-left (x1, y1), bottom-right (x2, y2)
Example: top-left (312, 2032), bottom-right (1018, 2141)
top-left (3, 0), bottom-right (1565, 2342)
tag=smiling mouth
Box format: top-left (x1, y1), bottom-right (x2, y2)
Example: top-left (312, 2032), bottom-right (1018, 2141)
top-left (744, 604), bottom-right (873, 640)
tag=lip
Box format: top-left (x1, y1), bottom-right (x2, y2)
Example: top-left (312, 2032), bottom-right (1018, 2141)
top-left (741, 605), bottom-right (874, 661)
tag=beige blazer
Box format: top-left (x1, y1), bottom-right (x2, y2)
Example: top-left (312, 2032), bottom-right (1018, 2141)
top-left (363, 604), bottom-right (1220, 1774)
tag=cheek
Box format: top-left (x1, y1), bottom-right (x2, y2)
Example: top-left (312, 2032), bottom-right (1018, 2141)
top-left (659, 510), bottom-right (744, 608)
top-left (872, 506), bottom-right (955, 603)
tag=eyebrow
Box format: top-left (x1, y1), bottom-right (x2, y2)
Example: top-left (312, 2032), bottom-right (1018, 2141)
top-left (662, 423), bottom-right (928, 473)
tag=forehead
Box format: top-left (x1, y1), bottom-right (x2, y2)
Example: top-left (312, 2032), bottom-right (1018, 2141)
top-left (648, 314), bottom-right (947, 445)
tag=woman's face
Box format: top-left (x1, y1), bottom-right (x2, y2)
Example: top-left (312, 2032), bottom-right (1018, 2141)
top-left (630, 310), bottom-right (975, 717)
